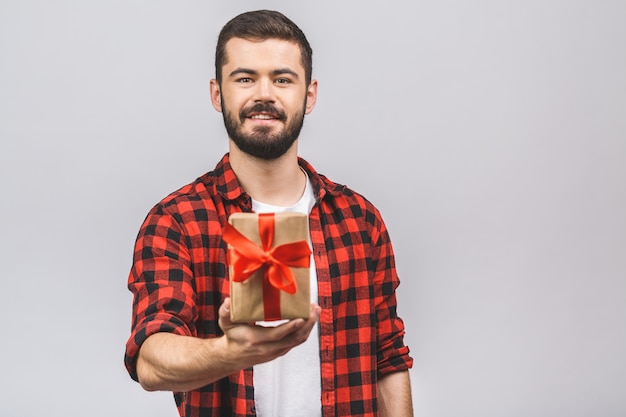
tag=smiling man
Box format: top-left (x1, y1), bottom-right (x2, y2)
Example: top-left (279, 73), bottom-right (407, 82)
top-left (218, 38), bottom-right (312, 162)
top-left (125, 10), bottom-right (413, 417)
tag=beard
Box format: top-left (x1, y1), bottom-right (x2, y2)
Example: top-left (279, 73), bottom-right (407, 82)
top-left (223, 100), bottom-right (306, 160)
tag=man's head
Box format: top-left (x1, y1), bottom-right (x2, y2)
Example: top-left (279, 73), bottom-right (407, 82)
top-left (215, 10), bottom-right (313, 87)
top-left (210, 11), bottom-right (317, 160)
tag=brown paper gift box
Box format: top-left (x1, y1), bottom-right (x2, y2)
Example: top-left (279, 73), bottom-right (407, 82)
top-left (226, 212), bottom-right (311, 323)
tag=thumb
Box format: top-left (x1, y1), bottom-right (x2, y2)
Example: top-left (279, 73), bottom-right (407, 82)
top-left (218, 297), bottom-right (233, 331)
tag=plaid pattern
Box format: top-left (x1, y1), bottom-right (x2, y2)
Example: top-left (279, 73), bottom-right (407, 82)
top-left (125, 154), bottom-right (413, 416)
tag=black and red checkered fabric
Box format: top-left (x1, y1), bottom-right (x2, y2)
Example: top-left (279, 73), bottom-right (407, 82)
top-left (125, 154), bottom-right (413, 416)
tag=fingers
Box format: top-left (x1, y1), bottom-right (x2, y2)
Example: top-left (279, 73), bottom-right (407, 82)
top-left (268, 303), bottom-right (321, 348)
top-left (310, 302), bottom-right (322, 320)
top-left (265, 303), bottom-right (321, 340)
top-left (218, 300), bottom-right (322, 366)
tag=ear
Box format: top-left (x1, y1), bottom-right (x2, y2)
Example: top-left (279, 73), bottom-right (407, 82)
top-left (304, 79), bottom-right (318, 115)
top-left (209, 79), bottom-right (222, 112)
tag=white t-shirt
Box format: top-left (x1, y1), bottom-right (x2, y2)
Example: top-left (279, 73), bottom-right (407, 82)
top-left (251, 174), bottom-right (321, 417)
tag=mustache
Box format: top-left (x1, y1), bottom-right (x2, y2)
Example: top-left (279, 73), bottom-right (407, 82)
top-left (239, 103), bottom-right (287, 121)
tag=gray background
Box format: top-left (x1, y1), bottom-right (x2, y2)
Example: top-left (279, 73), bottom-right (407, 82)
top-left (1, 0), bottom-right (625, 416)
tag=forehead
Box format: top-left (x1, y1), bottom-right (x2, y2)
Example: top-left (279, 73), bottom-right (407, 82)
top-left (223, 38), bottom-right (305, 74)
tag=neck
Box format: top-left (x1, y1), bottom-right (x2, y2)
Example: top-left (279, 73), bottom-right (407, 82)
top-left (229, 141), bottom-right (306, 207)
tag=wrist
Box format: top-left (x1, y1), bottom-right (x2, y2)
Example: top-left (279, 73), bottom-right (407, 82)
top-left (202, 334), bottom-right (242, 376)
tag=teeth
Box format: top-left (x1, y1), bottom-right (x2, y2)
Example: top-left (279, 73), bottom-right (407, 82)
top-left (251, 114), bottom-right (275, 120)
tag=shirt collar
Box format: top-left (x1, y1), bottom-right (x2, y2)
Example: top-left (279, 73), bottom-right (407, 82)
top-left (209, 153), bottom-right (344, 205)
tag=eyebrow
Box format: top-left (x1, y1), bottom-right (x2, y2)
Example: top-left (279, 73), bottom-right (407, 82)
top-left (228, 67), bottom-right (300, 79)
top-left (272, 68), bottom-right (299, 78)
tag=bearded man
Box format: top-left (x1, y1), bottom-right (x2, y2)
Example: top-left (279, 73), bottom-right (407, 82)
top-left (125, 10), bottom-right (413, 417)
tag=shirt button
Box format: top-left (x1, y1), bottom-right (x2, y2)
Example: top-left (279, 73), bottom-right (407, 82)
top-left (251, 406), bottom-right (256, 414)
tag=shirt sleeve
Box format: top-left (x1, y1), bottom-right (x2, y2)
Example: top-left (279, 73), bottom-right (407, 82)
top-left (124, 204), bottom-right (198, 382)
top-left (371, 211), bottom-right (414, 377)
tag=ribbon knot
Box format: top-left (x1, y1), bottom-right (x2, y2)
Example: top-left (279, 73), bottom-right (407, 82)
top-left (223, 213), bottom-right (311, 297)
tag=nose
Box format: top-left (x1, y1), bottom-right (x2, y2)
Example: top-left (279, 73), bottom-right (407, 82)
top-left (253, 77), bottom-right (275, 102)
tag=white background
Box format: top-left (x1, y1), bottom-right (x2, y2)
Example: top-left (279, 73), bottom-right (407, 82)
top-left (1, 1), bottom-right (625, 416)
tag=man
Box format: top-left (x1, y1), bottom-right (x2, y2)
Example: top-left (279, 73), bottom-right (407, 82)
top-left (125, 10), bottom-right (413, 417)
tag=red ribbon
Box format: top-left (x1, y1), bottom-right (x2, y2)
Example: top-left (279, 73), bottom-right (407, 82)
top-left (223, 213), bottom-right (311, 320)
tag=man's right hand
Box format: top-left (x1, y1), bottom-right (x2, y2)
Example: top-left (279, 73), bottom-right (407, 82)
top-left (136, 298), bottom-right (320, 392)
top-left (217, 297), bottom-right (321, 370)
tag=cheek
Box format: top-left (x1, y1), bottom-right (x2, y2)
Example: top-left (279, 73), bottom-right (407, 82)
top-left (285, 94), bottom-right (307, 114)
top-left (221, 97), bottom-right (245, 117)
top-left (220, 88), bottom-right (248, 107)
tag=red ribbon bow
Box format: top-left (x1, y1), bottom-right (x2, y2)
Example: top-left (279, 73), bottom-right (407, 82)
top-left (223, 213), bottom-right (311, 320)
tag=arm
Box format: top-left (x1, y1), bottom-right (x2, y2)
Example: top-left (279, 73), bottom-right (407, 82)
top-left (127, 207), bottom-right (314, 390)
top-left (137, 298), bottom-right (320, 392)
top-left (378, 370), bottom-right (413, 417)
top-left (367, 206), bottom-right (414, 412)
top-left (127, 203), bottom-right (319, 391)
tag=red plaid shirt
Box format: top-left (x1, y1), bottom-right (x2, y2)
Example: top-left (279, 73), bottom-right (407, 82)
top-left (125, 154), bottom-right (413, 416)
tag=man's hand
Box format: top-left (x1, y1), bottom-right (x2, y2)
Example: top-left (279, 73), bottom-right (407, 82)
top-left (217, 298), bottom-right (321, 369)
top-left (136, 298), bottom-right (321, 392)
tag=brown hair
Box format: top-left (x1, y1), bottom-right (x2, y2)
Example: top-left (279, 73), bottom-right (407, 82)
top-left (215, 10), bottom-right (313, 86)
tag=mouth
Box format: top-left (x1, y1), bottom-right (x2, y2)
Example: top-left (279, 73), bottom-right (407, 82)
top-left (247, 112), bottom-right (281, 121)
top-left (240, 103), bottom-right (287, 124)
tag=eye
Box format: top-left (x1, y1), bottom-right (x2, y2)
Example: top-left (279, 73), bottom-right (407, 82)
top-left (237, 77), bottom-right (253, 83)
top-left (275, 78), bottom-right (292, 85)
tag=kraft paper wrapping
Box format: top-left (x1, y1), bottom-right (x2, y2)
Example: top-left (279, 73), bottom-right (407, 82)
top-left (227, 212), bottom-right (311, 323)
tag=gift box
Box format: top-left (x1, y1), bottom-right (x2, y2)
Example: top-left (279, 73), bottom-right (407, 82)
top-left (224, 212), bottom-right (311, 323)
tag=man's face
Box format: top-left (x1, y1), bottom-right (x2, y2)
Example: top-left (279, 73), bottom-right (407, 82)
top-left (211, 38), bottom-right (317, 160)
